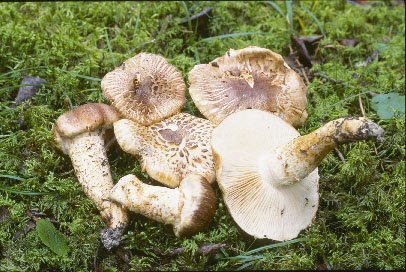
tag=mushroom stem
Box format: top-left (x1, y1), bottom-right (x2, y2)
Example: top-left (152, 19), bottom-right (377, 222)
top-left (109, 173), bottom-right (216, 238)
top-left (268, 117), bottom-right (385, 186)
top-left (67, 130), bottom-right (128, 230)
top-left (109, 175), bottom-right (183, 226)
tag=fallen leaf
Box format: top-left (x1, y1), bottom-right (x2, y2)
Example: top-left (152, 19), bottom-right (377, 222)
top-left (371, 93), bottom-right (405, 119)
top-left (13, 75), bottom-right (47, 107)
top-left (36, 219), bottom-right (69, 256)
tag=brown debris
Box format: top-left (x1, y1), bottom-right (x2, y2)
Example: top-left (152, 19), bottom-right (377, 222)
top-left (12, 75), bottom-right (47, 108)
top-left (339, 39), bottom-right (359, 47)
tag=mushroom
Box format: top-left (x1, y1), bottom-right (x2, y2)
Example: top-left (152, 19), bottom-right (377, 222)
top-left (113, 112), bottom-right (216, 188)
top-left (211, 109), bottom-right (385, 241)
top-left (52, 103), bottom-right (128, 250)
top-left (101, 52), bottom-right (186, 125)
top-left (109, 173), bottom-right (216, 238)
top-left (188, 46), bottom-right (308, 127)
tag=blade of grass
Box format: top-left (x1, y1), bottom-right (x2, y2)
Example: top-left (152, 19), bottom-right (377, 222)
top-left (0, 186), bottom-right (50, 195)
top-left (64, 92), bottom-right (74, 109)
top-left (294, 11), bottom-right (306, 36)
top-left (54, 68), bottom-right (101, 81)
top-left (237, 260), bottom-right (257, 270)
top-left (285, 0), bottom-right (293, 33)
top-left (0, 83), bottom-right (48, 92)
top-left (266, 1), bottom-right (285, 17)
top-left (104, 28), bottom-right (116, 68)
top-left (329, 90), bottom-right (371, 107)
top-left (133, 13), bottom-right (140, 39)
top-left (0, 66), bottom-right (48, 77)
top-left (302, 7), bottom-right (325, 36)
top-left (0, 174), bottom-right (26, 181)
top-left (198, 32), bottom-right (275, 43)
top-left (245, 237), bottom-right (310, 255)
top-left (311, 0), bottom-right (319, 11)
top-left (181, 1), bottom-right (192, 31)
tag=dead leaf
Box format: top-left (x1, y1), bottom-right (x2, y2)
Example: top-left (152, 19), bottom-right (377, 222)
top-left (12, 75), bottom-right (47, 108)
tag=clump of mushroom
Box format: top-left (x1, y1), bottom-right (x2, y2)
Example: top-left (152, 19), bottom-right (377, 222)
top-left (52, 103), bottom-right (128, 250)
top-left (211, 109), bottom-right (385, 241)
top-left (113, 112), bottom-right (216, 188)
top-left (109, 173), bottom-right (216, 238)
top-left (101, 52), bottom-right (186, 125)
top-left (188, 46), bottom-right (308, 127)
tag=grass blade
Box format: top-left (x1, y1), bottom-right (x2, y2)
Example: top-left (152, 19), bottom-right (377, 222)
top-left (104, 28), bottom-right (116, 68)
top-left (54, 68), bottom-right (101, 81)
top-left (294, 11), bottom-right (306, 35)
top-left (0, 66), bottom-right (48, 77)
top-left (311, 0), bottom-right (319, 11)
top-left (285, 0), bottom-right (293, 33)
top-left (133, 13), bottom-right (140, 39)
top-left (0, 174), bottom-right (26, 181)
top-left (237, 260), bottom-right (257, 270)
top-left (266, 1), bottom-right (285, 17)
top-left (245, 238), bottom-right (310, 255)
top-left (0, 186), bottom-right (50, 195)
top-left (329, 90), bottom-right (371, 107)
top-left (302, 6), bottom-right (325, 36)
top-left (199, 32), bottom-right (274, 43)
top-left (181, 1), bottom-right (192, 31)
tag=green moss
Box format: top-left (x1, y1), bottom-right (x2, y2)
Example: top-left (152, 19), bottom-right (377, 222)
top-left (0, 1), bottom-right (404, 271)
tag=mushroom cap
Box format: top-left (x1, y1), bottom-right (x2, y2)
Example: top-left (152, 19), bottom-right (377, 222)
top-left (174, 173), bottom-right (217, 237)
top-left (52, 103), bottom-right (121, 154)
top-left (101, 53), bottom-right (186, 125)
top-left (188, 46), bottom-right (308, 127)
top-left (114, 112), bottom-right (216, 188)
top-left (211, 109), bottom-right (319, 240)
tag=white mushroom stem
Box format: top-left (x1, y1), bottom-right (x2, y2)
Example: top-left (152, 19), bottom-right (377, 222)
top-left (109, 174), bottom-right (216, 238)
top-left (65, 130), bottom-right (128, 229)
top-left (267, 117), bottom-right (385, 186)
top-left (109, 174), bottom-right (183, 226)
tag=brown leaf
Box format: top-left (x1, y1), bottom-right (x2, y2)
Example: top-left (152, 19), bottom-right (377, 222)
top-left (197, 243), bottom-right (226, 256)
top-left (290, 35), bottom-right (324, 68)
top-left (12, 75), bottom-right (47, 108)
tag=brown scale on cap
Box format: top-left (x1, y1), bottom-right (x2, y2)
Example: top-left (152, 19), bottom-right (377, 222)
top-left (188, 46), bottom-right (308, 127)
top-left (101, 53), bottom-right (186, 126)
top-left (52, 103), bottom-right (129, 250)
top-left (114, 112), bottom-right (216, 188)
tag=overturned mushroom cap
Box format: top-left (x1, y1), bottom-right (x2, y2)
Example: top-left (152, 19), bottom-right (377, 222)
top-left (52, 103), bottom-right (128, 250)
top-left (212, 109), bottom-right (384, 241)
top-left (101, 53), bottom-right (186, 125)
top-left (188, 46), bottom-right (308, 127)
top-left (109, 173), bottom-right (216, 238)
top-left (114, 112), bottom-right (215, 188)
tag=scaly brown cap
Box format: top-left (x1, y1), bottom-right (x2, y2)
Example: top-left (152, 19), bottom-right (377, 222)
top-left (101, 53), bottom-right (186, 125)
top-left (188, 46), bottom-right (308, 127)
top-left (52, 103), bottom-right (121, 154)
top-left (114, 112), bottom-right (216, 188)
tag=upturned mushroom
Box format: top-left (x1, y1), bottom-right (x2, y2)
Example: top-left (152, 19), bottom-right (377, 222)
top-left (188, 46), bottom-right (308, 127)
top-left (101, 52), bottom-right (186, 125)
top-left (113, 112), bottom-right (216, 188)
top-left (109, 173), bottom-right (216, 238)
top-left (211, 109), bottom-right (385, 241)
top-left (52, 103), bottom-right (128, 250)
